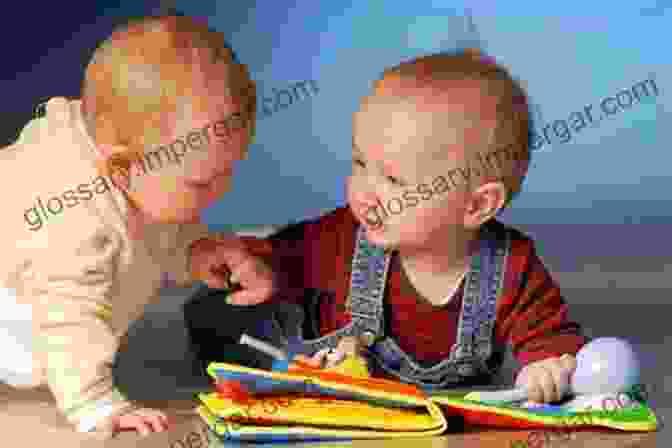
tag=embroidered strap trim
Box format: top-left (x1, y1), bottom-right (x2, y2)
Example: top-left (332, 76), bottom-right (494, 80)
top-left (288, 226), bottom-right (391, 353)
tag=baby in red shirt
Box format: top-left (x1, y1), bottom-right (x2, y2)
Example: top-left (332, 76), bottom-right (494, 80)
top-left (190, 50), bottom-right (586, 403)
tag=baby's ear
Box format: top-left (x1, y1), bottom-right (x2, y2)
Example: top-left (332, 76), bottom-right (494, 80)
top-left (95, 142), bottom-right (128, 159)
top-left (94, 143), bottom-right (135, 192)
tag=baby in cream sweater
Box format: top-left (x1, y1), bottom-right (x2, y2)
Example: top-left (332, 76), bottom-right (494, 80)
top-left (0, 15), bottom-right (255, 438)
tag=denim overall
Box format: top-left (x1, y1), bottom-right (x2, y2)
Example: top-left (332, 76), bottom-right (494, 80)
top-left (275, 222), bottom-right (512, 391)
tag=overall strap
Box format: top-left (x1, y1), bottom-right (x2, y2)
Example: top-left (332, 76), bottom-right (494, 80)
top-left (451, 223), bottom-right (508, 375)
top-left (344, 226), bottom-right (391, 345)
top-left (288, 226), bottom-right (391, 354)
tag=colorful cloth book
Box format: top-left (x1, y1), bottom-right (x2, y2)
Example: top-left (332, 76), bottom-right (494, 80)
top-left (196, 360), bottom-right (659, 443)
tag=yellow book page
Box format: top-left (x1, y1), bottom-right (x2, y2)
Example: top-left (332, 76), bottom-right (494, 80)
top-left (199, 393), bottom-right (444, 432)
top-left (197, 404), bottom-right (449, 440)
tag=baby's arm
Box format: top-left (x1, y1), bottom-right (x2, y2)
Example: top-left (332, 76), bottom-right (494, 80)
top-left (29, 225), bottom-right (154, 435)
top-left (183, 220), bottom-right (312, 301)
top-left (171, 222), bottom-right (292, 287)
top-left (497, 240), bottom-right (586, 366)
top-left (497, 239), bottom-right (586, 402)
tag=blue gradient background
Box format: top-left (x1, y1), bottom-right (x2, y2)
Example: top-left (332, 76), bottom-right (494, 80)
top-left (1, 1), bottom-right (670, 283)
top-left (161, 0), bottom-right (671, 231)
top-left (3, 1), bottom-right (667, 229)
top-left (157, 1), bottom-right (671, 292)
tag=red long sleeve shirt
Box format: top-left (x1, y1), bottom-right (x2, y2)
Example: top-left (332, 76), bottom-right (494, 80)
top-left (240, 206), bottom-right (586, 369)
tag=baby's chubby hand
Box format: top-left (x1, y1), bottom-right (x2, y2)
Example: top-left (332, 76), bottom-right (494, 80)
top-left (292, 347), bottom-right (347, 369)
top-left (109, 408), bottom-right (169, 437)
top-left (293, 337), bottom-right (361, 368)
top-left (189, 233), bottom-right (275, 305)
top-left (515, 354), bottom-right (577, 403)
top-left (290, 337), bottom-right (371, 377)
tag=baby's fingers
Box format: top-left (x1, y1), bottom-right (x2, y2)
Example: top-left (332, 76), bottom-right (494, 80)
top-left (523, 368), bottom-right (553, 404)
top-left (291, 354), bottom-right (322, 368)
top-left (537, 367), bottom-right (559, 403)
top-left (138, 422), bottom-right (152, 437)
top-left (128, 417), bottom-right (152, 437)
top-left (226, 286), bottom-right (274, 306)
top-left (526, 380), bottom-right (545, 404)
top-left (313, 348), bottom-right (332, 366)
top-left (121, 409), bottom-right (169, 435)
top-left (553, 355), bottom-right (575, 399)
top-left (143, 411), bottom-right (168, 433)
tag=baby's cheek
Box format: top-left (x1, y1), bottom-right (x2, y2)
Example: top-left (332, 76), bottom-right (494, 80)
top-left (344, 175), bottom-right (357, 203)
top-left (210, 172), bottom-right (234, 197)
top-left (146, 185), bottom-right (200, 220)
top-left (409, 204), bottom-right (461, 239)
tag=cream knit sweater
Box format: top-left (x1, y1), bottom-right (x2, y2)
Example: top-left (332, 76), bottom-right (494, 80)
top-left (0, 97), bottom-right (211, 433)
